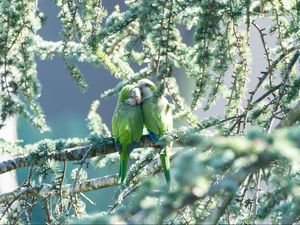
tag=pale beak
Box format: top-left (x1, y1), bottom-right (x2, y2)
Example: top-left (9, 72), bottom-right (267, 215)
top-left (135, 95), bottom-right (141, 105)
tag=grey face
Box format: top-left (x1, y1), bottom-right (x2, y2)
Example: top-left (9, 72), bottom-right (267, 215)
top-left (138, 79), bottom-right (154, 101)
top-left (125, 87), bottom-right (142, 106)
top-left (140, 85), bottom-right (153, 100)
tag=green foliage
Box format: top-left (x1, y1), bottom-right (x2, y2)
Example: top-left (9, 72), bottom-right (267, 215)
top-left (1, 0), bottom-right (300, 224)
top-left (0, 0), bottom-right (48, 131)
top-left (87, 100), bottom-right (110, 136)
top-left (67, 126), bottom-right (300, 224)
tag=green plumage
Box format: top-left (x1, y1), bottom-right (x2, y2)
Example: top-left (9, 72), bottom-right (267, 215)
top-left (142, 94), bottom-right (173, 136)
top-left (138, 79), bottom-right (173, 187)
top-left (112, 85), bottom-right (143, 184)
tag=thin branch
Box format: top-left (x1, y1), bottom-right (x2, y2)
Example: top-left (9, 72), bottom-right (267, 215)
top-left (238, 173), bottom-right (253, 207)
top-left (252, 21), bottom-right (273, 86)
top-left (251, 170), bottom-right (262, 216)
top-left (92, 2), bottom-right (140, 44)
top-left (43, 198), bottom-right (53, 224)
top-left (277, 100), bottom-right (300, 128)
top-left (246, 45), bottom-right (300, 110)
top-left (0, 175), bottom-right (118, 204)
top-left (205, 191), bottom-right (235, 225)
top-left (66, 146), bottom-right (92, 217)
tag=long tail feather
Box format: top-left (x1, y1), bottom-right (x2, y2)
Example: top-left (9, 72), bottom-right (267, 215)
top-left (159, 147), bottom-right (171, 187)
top-left (118, 152), bottom-right (129, 184)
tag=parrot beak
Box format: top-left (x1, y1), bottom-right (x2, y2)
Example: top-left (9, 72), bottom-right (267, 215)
top-left (135, 95), bottom-right (142, 105)
top-left (132, 87), bottom-right (142, 105)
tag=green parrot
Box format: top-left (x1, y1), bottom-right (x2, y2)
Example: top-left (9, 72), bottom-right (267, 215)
top-left (137, 79), bottom-right (173, 186)
top-left (112, 84), bottom-right (144, 184)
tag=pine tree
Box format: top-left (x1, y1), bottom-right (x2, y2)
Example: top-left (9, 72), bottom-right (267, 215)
top-left (0, 0), bottom-right (300, 224)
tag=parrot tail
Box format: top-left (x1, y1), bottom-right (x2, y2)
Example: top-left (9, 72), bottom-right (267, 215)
top-left (159, 146), bottom-right (171, 188)
top-left (118, 152), bottom-right (129, 184)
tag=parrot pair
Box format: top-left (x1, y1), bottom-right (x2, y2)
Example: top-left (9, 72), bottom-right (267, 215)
top-left (112, 79), bottom-right (173, 187)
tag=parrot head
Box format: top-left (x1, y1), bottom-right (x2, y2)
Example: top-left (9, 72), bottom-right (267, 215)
top-left (118, 84), bottom-right (142, 105)
top-left (137, 79), bottom-right (158, 101)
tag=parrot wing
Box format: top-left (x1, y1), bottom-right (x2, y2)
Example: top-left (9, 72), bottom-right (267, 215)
top-left (143, 96), bottom-right (173, 138)
top-left (142, 96), bottom-right (173, 187)
top-left (112, 104), bottom-right (142, 151)
top-left (112, 104), bottom-right (143, 184)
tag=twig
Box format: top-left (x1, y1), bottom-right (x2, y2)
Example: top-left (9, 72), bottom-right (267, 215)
top-left (252, 21), bottom-right (273, 87)
top-left (80, 192), bottom-right (96, 206)
top-left (251, 170), bottom-right (262, 216)
top-left (66, 145), bottom-right (92, 216)
top-left (239, 173), bottom-right (253, 206)
top-left (277, 100), bottom-right (300, 128)
top-left (43, 198), bottom-right (53, 224)
top-left (245, 45), bottom-right (300, 111)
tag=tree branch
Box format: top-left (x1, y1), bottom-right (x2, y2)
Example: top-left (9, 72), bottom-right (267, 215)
top-left (0, 146), bottom-right (181, 204)
top-left (0, 174), bottom-right (118, 204)
top-left (277, 100), bottom-right (300, 128)
top-left (204, 191), bottom-right (235, 225)
top-left (0, 135), bottom-right (153, 175)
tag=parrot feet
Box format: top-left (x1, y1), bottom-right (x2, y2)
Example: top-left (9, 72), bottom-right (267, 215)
top-left (151, 144), bottom-right (161, 149)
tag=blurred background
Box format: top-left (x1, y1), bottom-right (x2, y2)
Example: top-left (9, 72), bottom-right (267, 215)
top-left (0, 0), bottom-right (271, 223)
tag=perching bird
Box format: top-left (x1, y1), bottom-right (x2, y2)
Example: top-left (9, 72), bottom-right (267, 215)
top-left (112, 84), bottom-right (144, 184)
top-left (137, 79), bottom-right (173, 187)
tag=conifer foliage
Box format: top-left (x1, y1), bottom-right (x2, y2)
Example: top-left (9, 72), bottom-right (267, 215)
top-left (1, 0), bottom-right (300, 224)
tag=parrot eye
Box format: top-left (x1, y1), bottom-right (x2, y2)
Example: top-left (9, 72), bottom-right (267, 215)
top-left (141, 85), bottom-right (153, 100)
